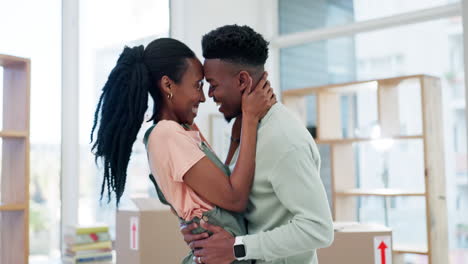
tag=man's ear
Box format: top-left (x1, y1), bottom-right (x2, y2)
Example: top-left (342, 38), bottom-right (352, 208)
top-left (238, 71), bottom-right (252, 93)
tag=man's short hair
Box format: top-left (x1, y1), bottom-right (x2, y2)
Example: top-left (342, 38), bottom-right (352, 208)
top-left (202, 24), bottom-right (269, 67)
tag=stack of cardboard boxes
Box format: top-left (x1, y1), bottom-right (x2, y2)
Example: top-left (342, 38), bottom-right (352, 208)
top-left (116, 198), bottom-right (188, 263)
top-left (318, 222), bottom-right (393, 264)
top-left (115, 198), bottom-right (394, 264)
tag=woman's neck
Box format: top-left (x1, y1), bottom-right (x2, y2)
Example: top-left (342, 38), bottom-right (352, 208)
top-left (158, 108), bottom-right (180, 123)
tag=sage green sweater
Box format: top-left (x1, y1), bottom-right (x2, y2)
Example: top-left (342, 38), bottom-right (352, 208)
top-left (231, 103), bottom-right (334, 264)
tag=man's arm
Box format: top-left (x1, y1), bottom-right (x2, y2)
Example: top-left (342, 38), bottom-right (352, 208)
top-left (241, 144), bottom-right (334, 261)
top-left (190, 144), bottom-right (334, 263)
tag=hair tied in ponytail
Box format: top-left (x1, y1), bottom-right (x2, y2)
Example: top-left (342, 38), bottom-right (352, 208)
top-left (118, 45), bottom-right (146, 66)
top-left (91, 38), bottom-right (197, 206)
top-left (132, 45), bottom-right (145, 63)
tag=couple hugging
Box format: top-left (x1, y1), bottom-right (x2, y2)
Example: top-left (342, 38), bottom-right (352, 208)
top-left (91, 24), bottom-right (333, 264)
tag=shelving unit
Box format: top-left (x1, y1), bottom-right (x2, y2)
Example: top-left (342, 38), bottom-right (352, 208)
top-left (282, 75), bottom-right (448, 264)
top-left (315, 135), bottom-right (423, 145)
top-left (0, 54), bottom-right (30, 264)
top-left (335, 188), bottom-right (426, 197)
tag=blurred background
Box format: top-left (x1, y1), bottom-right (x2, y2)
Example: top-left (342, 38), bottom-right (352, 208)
top-left (0, 0), bottom-right (466, 263)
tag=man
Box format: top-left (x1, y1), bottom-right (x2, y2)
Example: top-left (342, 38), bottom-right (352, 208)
top-left (182, 24), bottom-right (333, 264)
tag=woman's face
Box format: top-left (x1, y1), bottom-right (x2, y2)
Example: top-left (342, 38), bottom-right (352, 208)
top-left (171, 58), bottom-right (206, 124)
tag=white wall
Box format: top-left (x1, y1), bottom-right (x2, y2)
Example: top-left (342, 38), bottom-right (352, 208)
top-left (170, 0), bottom-right (278, 138)
top-left (463, 0), bottom-right (468, 156)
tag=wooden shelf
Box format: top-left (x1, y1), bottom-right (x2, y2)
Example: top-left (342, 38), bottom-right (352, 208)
top-left (282, 74), bottom-right (448, 264)
top-left (0, 131), bottom-right (28, 138)
top-left (0, 54), bottom-right (29, 67)
top-left (282, 74), bottom-right (438, 97)
top-left (0, 54), bottom-right (30, 264)
top-left (0, 203), bottom-right (27, 211)
top-left (394, 245), bottom-right (428, 255)
top-left (335, 189), bottom-right (426, 197)
top-left (316, 135), bottom-right (423, 145)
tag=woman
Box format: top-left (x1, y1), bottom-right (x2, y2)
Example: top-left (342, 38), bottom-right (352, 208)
top-left (90, 38), bottom-right (275, 264)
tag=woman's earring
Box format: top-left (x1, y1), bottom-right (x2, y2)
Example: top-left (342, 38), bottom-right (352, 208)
top-left (167, 93), bottom-right (173, 100)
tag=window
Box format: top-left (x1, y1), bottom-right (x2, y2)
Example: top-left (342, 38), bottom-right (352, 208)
top-left (278, 2), bottom-right (467, 264)
top-left (78, 0), bottom-right (170, 239)
top-left (279, 0), bottom-right (459, 35)
top-left (0, 0), bottom-right (62, 262)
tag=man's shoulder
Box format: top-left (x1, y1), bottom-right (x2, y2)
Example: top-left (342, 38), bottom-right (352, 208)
top-left (258, 103), bottom-right (317, 156)
top-left (260, 104), bottom-right (312, 142)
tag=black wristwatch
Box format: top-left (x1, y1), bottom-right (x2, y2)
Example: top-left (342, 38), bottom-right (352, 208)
top-left (233, 236), bottom-right (247, 260)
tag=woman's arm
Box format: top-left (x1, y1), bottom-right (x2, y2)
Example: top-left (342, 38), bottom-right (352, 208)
top-left (183, 115), bottom-right (259, 212)
top-left (183, 73), bottom-right (275, 212)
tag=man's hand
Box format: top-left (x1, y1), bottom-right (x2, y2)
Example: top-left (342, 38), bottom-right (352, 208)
top-left (180, 222), bottom-right (209, 245)
top-left (190, 221), bottom-right (237, 264)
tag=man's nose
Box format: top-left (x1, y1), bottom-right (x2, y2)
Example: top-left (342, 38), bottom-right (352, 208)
top-left (208, 86), bottom-right (214, 98)
top-left (200, 90), bottom-right (206, 103)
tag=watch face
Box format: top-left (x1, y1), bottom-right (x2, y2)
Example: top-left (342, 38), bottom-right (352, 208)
top-left (234, 244), bottom-right (246, 258)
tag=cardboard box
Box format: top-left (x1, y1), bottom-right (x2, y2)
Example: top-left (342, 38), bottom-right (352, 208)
top-left (116, 198), bottom-right (189, 263)
top-left (318, 222), bottom-right (393, 264)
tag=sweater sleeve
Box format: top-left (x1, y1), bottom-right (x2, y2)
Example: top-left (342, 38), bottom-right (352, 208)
top-left (243, 145), bottom-right (334, 261)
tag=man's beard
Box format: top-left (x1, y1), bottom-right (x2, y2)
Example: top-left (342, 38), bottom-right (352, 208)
top-left (224, 112), bottom-right (241, 123)
top-left (222, 105), bottom-right (242, 123)
top-left (224, 116), bottom-right (234, 124)
top-left (225, 116), bottom-right (233, 123)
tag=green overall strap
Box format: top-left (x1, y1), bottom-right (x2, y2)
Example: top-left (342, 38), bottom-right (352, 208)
top-left (181, 124), bottom-right (231, 176)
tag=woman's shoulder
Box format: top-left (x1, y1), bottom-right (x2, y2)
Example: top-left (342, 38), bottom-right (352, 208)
top-left (150, 120), bottom-right (202, 144)
top-left (154, 120), bottom-right (185, 134)
top-left (146, 120), bottom-right (182, 145)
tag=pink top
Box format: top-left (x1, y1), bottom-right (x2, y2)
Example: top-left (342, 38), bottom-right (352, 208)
top-left (146, 120), bottom-right (214, 220)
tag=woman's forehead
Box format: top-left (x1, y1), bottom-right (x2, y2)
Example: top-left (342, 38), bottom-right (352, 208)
top-left (185, 58), bottom-right (204, 79)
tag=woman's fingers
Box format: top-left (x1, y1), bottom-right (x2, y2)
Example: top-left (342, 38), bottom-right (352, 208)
top-left (266, 87), bottom-right (273, 96)
top-left (244, 75), bottom-right (253, 94)
top-left (254, 72), bottom-right (268, 92)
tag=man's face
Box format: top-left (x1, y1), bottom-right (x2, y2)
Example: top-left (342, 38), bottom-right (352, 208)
top-left (204, 59), bottom-right (242, 122)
